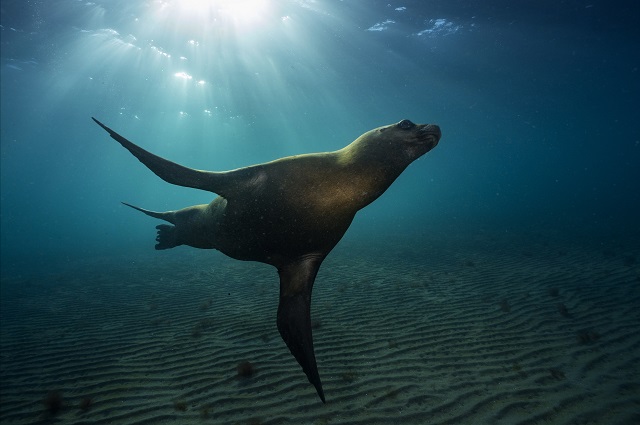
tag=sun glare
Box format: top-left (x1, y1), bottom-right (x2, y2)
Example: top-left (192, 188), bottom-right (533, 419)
top-left (74, 0), bottom-right (310, 125)
top-left (169, 0), bottom-right (271, 27)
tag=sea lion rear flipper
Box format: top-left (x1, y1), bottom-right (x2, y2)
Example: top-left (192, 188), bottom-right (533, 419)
top-left (121, 202), bottom-right (175, 224)
top-left (277, 256), bottom-right (326, 403)
top-left (92, 117), bottom-right (228, 196)
top-left (155, 224), bottom-right (178, 250)
top-left (120, 203), bottom-right (179, 249)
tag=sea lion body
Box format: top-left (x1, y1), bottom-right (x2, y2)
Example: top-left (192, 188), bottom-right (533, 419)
top-left (93, 117), bottom-right (441, 402)
top-left (164, 153), bottom-right (356, 264)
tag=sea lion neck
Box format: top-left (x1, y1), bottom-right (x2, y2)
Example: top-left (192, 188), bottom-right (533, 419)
top-left (335, 136), bottom-right (413, 209)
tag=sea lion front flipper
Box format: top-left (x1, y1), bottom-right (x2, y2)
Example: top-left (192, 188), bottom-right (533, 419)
top-left (277, 256), bottom-right (326, 403)
top-left (92, 117), bottom-right (229, 195)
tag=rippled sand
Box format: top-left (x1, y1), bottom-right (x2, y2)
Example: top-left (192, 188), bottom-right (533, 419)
top-left (1, 233), bottom-right (639, 424)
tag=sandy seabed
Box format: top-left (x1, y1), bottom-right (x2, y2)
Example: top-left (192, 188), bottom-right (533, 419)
top-left (1, 232), bottom-right (639, 425)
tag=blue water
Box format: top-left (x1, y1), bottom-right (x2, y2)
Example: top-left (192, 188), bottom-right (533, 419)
top-left (1, 1), bottom-right (639, 274)
top-left (1, 1), bottom-right (639, 421)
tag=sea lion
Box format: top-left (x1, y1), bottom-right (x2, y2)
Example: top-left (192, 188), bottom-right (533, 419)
top-left (92, 117), bottom-right (441, 403)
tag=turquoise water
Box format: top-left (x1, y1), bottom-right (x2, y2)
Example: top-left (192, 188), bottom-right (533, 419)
top-left (2, 0), bottom-right (637, 273)
top-left (1, 1), bottom-right (639, 423)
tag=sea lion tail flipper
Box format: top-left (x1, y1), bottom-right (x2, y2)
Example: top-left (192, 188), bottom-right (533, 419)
top-left (121, 202), bottom-right (176, 224)
top-left (121, 203), bottom-right (180, 250)
top-left (92, 117), bottom-right (226, 195)
top-left (277, 256), bottom-right (326, 403)
top-left (154, 224), bottom-right (178, 250)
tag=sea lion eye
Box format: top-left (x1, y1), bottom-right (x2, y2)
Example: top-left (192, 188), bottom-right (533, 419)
top-left (398, 119), bottom-right (415, 129)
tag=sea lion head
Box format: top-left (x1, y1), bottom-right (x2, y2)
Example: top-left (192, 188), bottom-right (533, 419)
top-left (377, 119), bottom-right (441, 159)
top-left (345, 119), bottom-right (441, 167)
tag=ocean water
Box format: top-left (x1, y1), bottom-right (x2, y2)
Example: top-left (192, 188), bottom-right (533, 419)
top-left (1, 1), bottom-right (639, 424)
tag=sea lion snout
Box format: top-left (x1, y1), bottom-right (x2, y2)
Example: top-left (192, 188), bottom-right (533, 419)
top-left (408, 124), bottom-right (440, 155)
top-left (419, 124), bottom-right (441, 142)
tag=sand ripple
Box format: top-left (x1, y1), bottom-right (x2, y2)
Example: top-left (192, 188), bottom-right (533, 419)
top-left (1, 236), bottom-right (639, 424)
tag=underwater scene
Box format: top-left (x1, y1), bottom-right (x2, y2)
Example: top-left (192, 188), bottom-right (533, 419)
top-left (1, 1), bottom-right (639, 424)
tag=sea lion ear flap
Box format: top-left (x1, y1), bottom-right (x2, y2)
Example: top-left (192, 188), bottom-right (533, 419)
top-left (92, 117), bottom-right (228, 196)
top-left (276, 256), bottom-right (326, 403)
